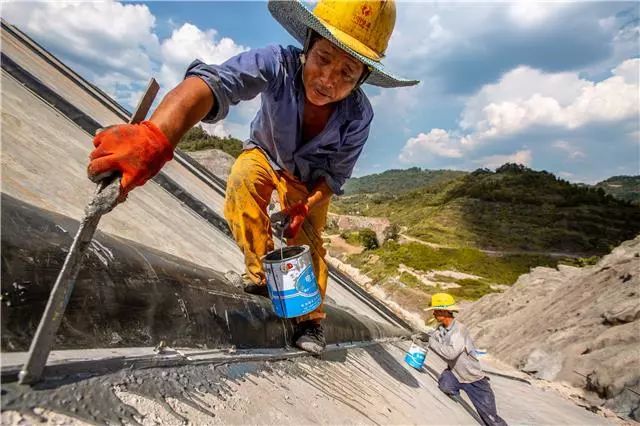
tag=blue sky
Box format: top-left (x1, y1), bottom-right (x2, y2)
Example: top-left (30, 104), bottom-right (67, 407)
top-left (4, 1), bottom-right (639, 184)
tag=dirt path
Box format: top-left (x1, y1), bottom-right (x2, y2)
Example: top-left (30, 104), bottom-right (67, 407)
top-left (325, 234), bottom-right (363, 256)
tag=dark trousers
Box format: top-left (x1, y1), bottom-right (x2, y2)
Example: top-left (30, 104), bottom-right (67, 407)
top-left (439, 369), bottom-right (508, 426)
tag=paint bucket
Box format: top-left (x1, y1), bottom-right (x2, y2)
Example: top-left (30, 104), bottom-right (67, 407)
top-left (405, 343), bottom-right (427, 369)
top-left (263, 245), bottom-right (321, 318)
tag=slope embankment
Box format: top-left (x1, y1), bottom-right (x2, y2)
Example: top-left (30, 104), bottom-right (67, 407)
top-left (460, 236), bottom-right (640, 420)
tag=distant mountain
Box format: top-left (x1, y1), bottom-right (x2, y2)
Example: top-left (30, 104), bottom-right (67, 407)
top-left (343, 167), bottom-right (467, 195)
top-left (595, 175), bottom-right (640, 205)
top-left (332, 164), bottom-right (640, 254)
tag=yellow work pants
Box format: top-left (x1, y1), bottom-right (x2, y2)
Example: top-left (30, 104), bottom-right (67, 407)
top-left (224, 148), bottom-right (329, 323)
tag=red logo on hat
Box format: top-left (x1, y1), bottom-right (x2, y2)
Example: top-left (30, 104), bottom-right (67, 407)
top-left (361, 4), bottom-right (372, 17)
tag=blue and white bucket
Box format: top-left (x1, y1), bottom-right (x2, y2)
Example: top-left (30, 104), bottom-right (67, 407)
top-left (405, 343), bottom-right (427, 369)
top-left (263, 245), bottom-right (322, 318)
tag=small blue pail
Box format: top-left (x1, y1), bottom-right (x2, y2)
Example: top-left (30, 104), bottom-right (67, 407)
top-left (405, 343), bottom-right (427, 369)
top-left (263, 245), bottom-right (322, 318)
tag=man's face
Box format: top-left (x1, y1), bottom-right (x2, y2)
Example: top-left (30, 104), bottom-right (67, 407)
top-left (303, 38), bottom-right (365, 106)
top-left (433, 309), bottom-right (453, 323)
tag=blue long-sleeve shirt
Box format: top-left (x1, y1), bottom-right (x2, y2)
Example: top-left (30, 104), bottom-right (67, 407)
top-left (184, 44), bottom-right (373, 195)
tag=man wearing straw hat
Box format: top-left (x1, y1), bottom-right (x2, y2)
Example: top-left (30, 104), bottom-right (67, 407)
top-left (424, 293), bottom-right (507, 426)
top-left (87, 0), bottom-right (417, 354)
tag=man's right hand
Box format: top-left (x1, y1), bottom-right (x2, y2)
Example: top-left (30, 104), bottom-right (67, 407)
top-left (87, 120), bottom-right (174, 201)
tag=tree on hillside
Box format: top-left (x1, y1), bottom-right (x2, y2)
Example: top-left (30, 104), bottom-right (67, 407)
top-left (383, 223), bottom-right (400, 242)
top-left (471, 168), bottom-right (491, 177)
top-left (359, 228), bottom-right (379, 250)
top-left (496, 163), bottom-right (528, 174)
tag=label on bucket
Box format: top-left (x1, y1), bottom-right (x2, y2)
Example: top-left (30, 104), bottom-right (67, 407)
top-left (295, 265), bottom-right (318, 295)
top-left (264, 247), bottom-right (322, 318)
top-left (405, 344), bottom-right (427, 369)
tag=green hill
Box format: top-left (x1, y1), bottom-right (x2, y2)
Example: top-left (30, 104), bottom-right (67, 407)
top-left (178, 125), bottom-right (243, 158)
top-left (343, 167), bottom-right (467, 195)
top-left (333, 164), bottom-right (640, 254)
top-left (595, 175), bottom-right (640, 205)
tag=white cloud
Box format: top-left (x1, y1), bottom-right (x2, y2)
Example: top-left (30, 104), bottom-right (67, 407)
top-left (584, 11), bottom-right (640, 80)
top-left (552, 140), bottom-right (586, 160)
top-left (384, 2), bottom-right (600, 79)
top-left (399, 129), bottom-right (462, 163)
top-left (158, 23), bottom-right (248, 89)
top-left (612, 58), bottom-right (640, 85)
top-left (461, 62), bottom-right (639, 144)
top-left (398, 58), bottom-right (637, 176)
top-left (368, 84), bottom-right (421, 121)
top-left (201, 122), bottom-right (230, 138)
top-left (385, 4), bottom-right (456, 64)
top-left (475, 150), bottom-right (532, 169)
top-left (3, 1), bottom-right (160, 89)
top-left (459, 66), bottom-right (589, 132)
top-left (156, 23), bottom-right (253, 138)
top-left (3, 1), bottom-right (257, 137)
top-left (507, 3), bottom-right (569, 28)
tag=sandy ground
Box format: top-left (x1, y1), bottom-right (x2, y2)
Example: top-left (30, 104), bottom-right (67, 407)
top-left (326, 234), bottom-right (364, 257)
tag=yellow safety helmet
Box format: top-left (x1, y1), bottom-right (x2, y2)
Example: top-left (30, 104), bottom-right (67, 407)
top-left (313, 0), bottom-right (395, 62)
top-left (424, 293), bottom-right (460, 312)
top-left (268, 0), bottom-right (419, 88)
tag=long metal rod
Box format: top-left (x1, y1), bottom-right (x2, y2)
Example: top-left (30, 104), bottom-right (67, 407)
top-left (4, 340), bottom-right (389, 383)
top-left (18, 78), bottom-right (160, 385)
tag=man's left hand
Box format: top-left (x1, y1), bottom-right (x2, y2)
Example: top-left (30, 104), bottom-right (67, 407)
top-left (412, 331), bottom-right (432, 344)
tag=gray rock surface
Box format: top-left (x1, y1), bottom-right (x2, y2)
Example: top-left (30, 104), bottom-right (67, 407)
top-left (186, 148), bottom-right (236, 181)
top-left (460, 236), bottom-right (640, 420)
top-left (327, 213), bottom-right (391, 243)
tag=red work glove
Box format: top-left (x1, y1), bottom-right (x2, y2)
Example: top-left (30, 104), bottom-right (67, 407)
top-left (272, 202), bottom-right (309, 239)
top-left (87, 121), bottom-right (174, 201)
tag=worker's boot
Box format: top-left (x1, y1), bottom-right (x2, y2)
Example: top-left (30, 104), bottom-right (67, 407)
top-left (294, 320), bottom-right (326, 354)
top-left (226, 271), bottom-right (270, 298)
top-left (244, 283), bottom-right (270, 298)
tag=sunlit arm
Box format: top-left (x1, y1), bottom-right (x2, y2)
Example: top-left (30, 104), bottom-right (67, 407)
top-left (149, 77), bottom-right (214, 148)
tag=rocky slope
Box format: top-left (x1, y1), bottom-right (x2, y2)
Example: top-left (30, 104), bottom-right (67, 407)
top-left (327, 212), bottom-right (390, 243)
top-left (460, 236), bottom-right (640, 420)
top-left (186, 148), bottom-right (236, 181)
